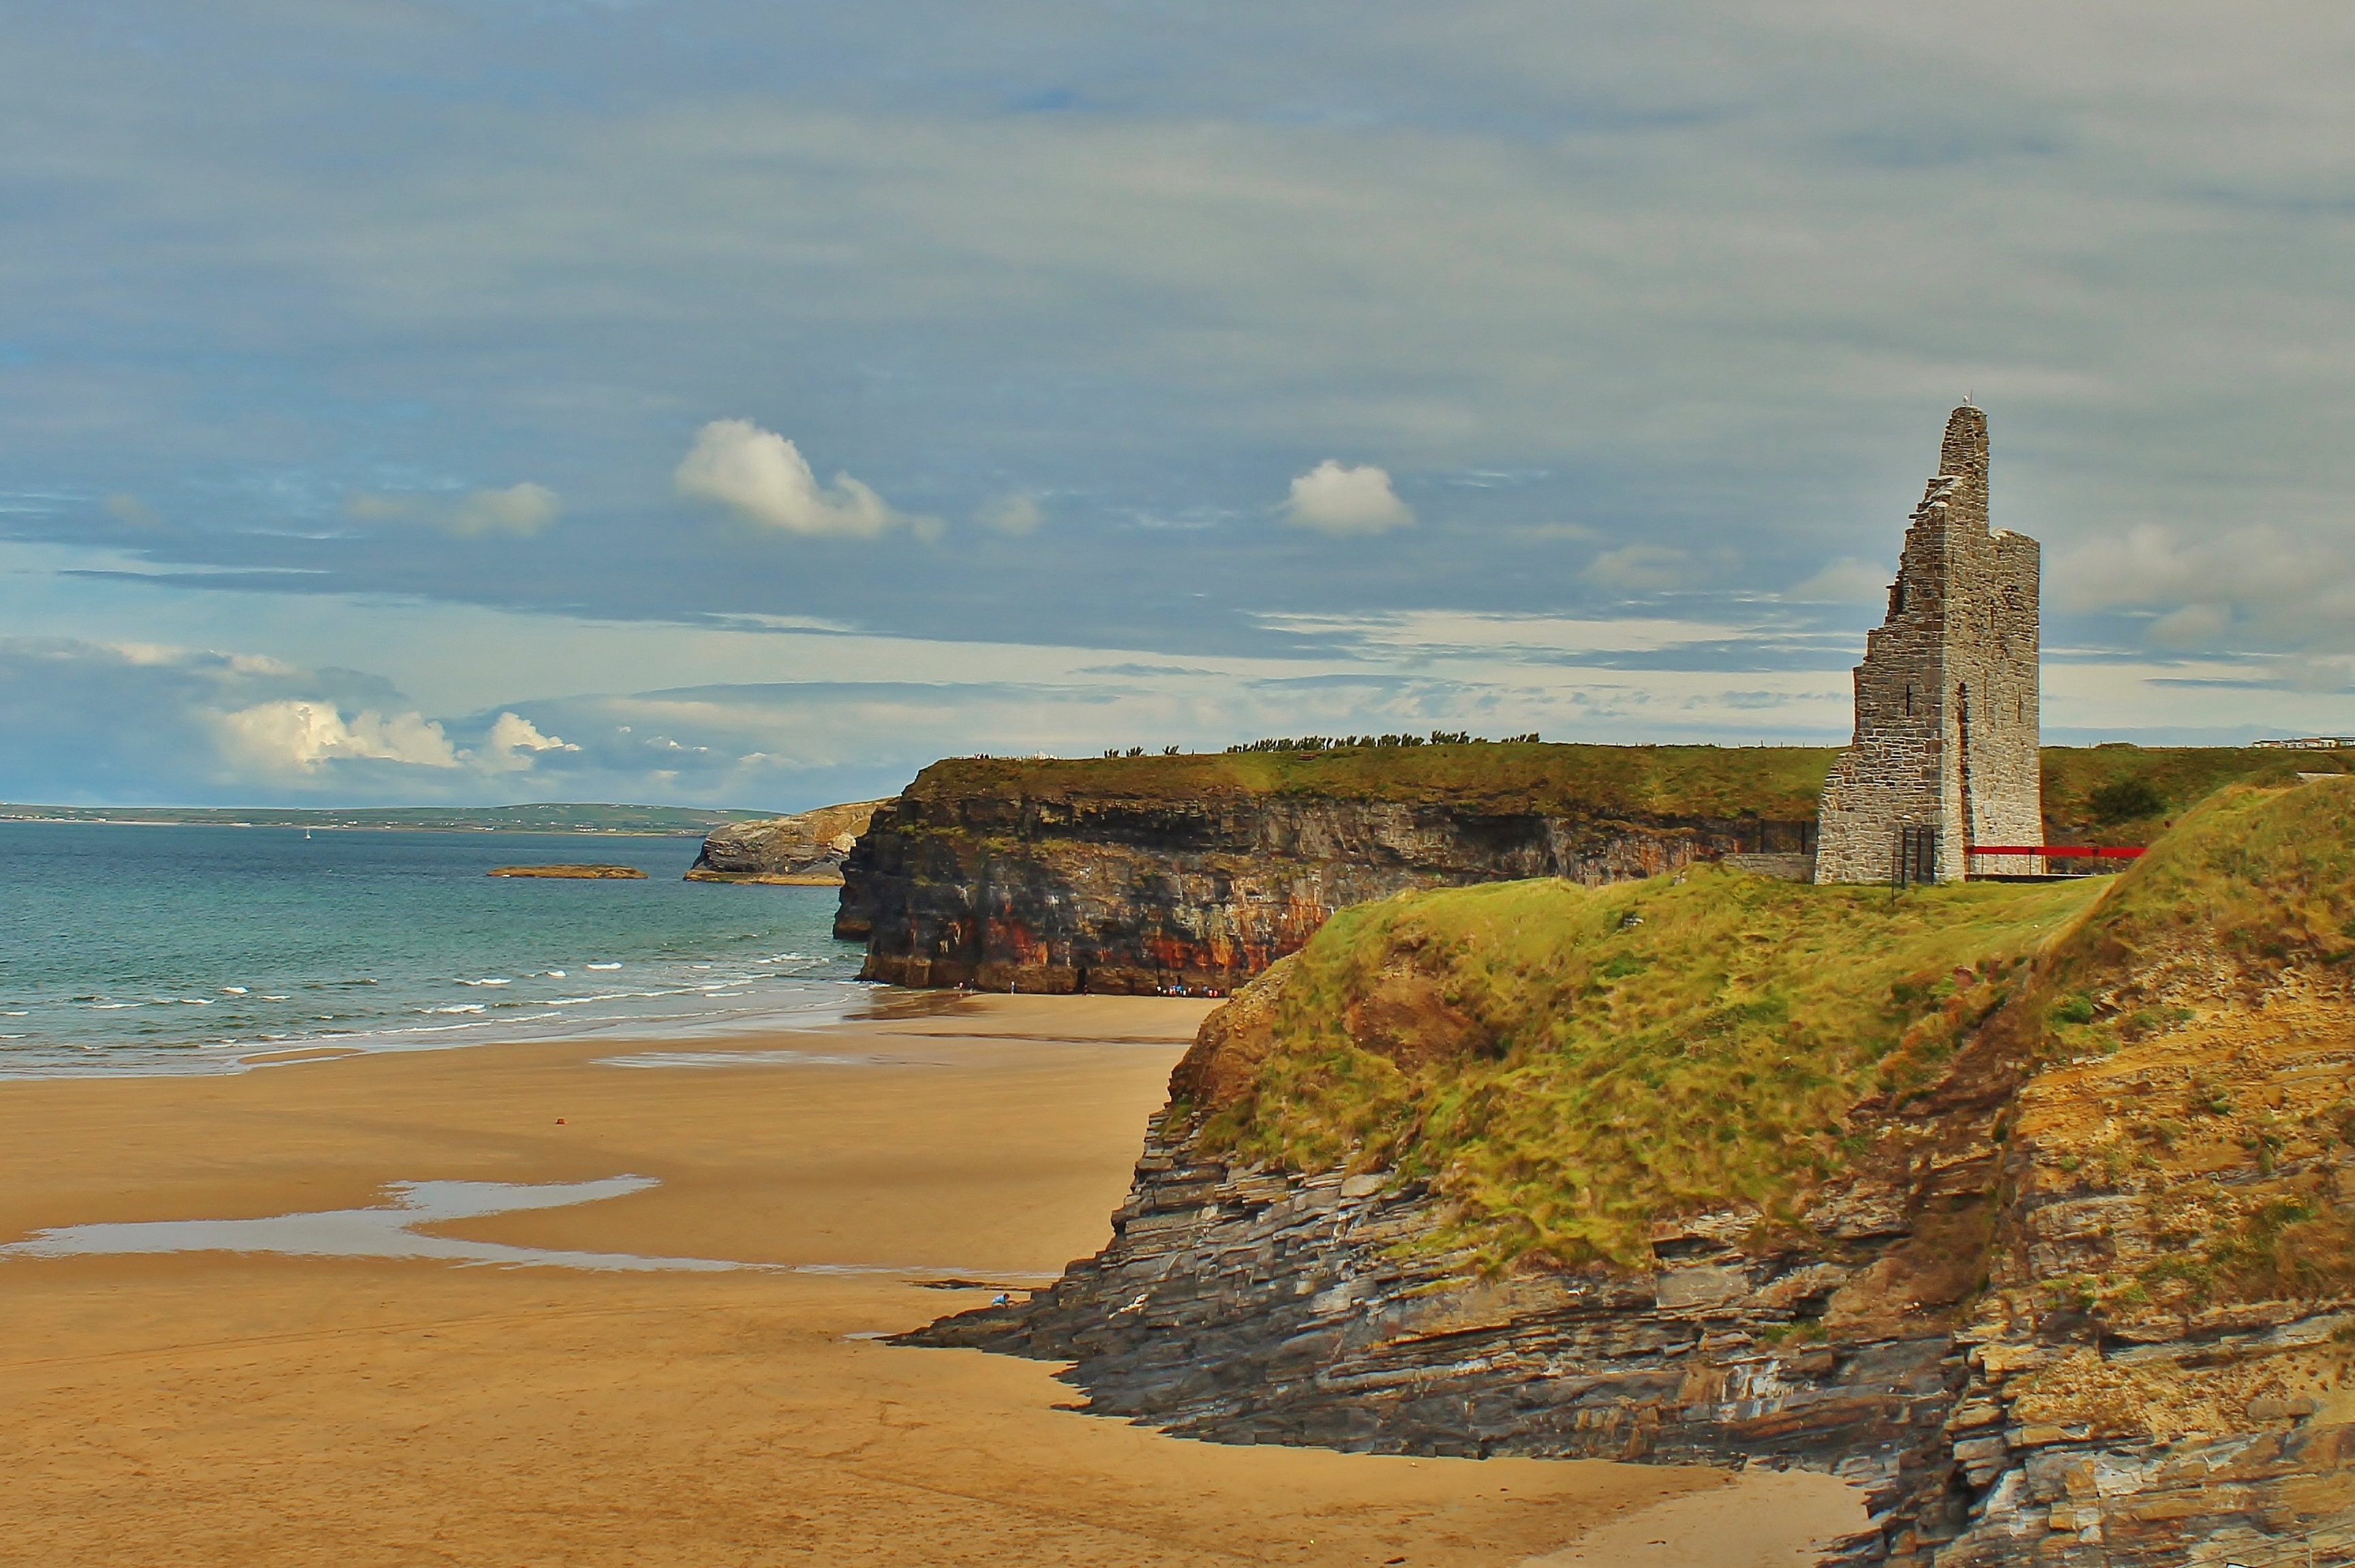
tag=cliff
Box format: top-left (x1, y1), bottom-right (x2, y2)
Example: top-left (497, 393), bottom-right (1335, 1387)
top-left (837, 745), bottom-right (2337, 994)
top-left (835, 743), bottom-right (1829, 991)
top-left (686, 799), bottom-right (889, 885)
top-left (908, 778), bottom-right (2355, 1565)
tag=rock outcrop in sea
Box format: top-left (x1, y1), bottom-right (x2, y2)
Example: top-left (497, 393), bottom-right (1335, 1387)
top-left (686, 799), bottom-right (889, 885)
top-left (909, 778), bottom-right (2355, 1565)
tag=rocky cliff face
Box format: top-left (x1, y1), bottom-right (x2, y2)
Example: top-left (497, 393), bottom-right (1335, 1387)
top-left (910, 780), bottom-right (2355, 1565)
top-left (686, 799), bottom-right (888, 885)
top-left (835, 749), bottom-right (1820, 991)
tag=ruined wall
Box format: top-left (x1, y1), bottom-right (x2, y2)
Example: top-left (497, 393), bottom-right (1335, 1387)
top-left (1816, 407), bottom-right (2042, 884)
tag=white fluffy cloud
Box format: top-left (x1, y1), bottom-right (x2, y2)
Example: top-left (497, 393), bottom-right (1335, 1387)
top-left (479, 710), bottom-right (579, 772)
top-left (1281, 461), bottom-right (1414, 536)
top-left (674, 419), bottom-right (910, 539)
top-left (2055, 523), bottom-right (2355, 650)
top-left (216, 700), bottom-right (462, 772)
top-left (213, 701), bottom-right (586, 777)
top-left (349, 483), bottom-right (560, 537)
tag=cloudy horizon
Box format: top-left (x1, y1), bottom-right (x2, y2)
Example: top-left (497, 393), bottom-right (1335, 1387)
top-left (7, 2), bottom-right (2354, 810)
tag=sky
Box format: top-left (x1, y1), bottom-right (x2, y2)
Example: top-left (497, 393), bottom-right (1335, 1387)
top-left (5, 0), bottom-right (2355, 810)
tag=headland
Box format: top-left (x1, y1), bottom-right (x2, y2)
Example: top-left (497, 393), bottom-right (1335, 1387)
top-left (832, 743), bottom-right (2348, 997)
top-left (912, 776), bottom-right (2355, 1565)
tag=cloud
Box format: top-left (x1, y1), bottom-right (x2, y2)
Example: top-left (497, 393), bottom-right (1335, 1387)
top-left (104, 494), bottom-right (162, 528)
top-left (977, 492), bottom-right (1044, 535)
top-left (2146, 602), bottom-right (2232, 649)
top-left (347, 483), bottom-right (560, 537)
top-left (674, 420), bottom-right (913, 539)
top-left (1784, 557), bottom-right (1890, 604)
top-left (479, 710), bottom-right (579, 771)
top-left (1585, 544), bottom-right (1692, 594)
top-left (2054, 524), bottom-right (2355, 650)
top-left (1281, 461), bottom-right (1414, 536)
top-left (215, 701), bottom-right (461, 772)
top-left (448, 483), bottom-right (560, 537)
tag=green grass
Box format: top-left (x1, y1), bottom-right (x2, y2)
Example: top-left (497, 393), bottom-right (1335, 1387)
top-left (2039, 746), bottom-right (2347, 845)
top-left (913, 743), bottom-right (1838, 819)
top-left (1194, 865), bottom-right (2106, 1272)
top-left (1186, 774), bottom-right (2355, 1279)
top-left (906, 742), bottom-right (2335, 840)
top-left (2033, 776), bottom-right (2355, 1000)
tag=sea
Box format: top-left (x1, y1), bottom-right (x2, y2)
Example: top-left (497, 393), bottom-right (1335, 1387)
top-left (0, 822), bottom-right (872, 1079)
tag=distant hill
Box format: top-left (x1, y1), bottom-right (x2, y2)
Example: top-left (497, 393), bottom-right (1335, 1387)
top-left (0, 802), bottom-right (776, 836)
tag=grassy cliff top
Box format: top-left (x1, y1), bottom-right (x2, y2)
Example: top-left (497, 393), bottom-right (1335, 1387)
top-left (908, 743), bottom-right (1839, 818)
top-left (1173, 775), bottom-right (2355, 1275)
top-left (901, 743), bottom-right (2341, 832)
top-left (2039, 745), bottom-right (2350, 843)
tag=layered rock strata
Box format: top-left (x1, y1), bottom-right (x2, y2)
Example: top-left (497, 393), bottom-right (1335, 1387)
top-left (913, 783), bottom-right (2355, 1565)
top-left (838, 773), bottom-right (1814, 992)
top-left (686, 799), bottom-right (887, 885)
top-left (915, 1031), bottom-right (2355, 1565)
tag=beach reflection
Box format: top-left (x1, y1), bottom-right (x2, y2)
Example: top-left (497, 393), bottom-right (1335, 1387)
top-left (0, 1176), bottom-right (760, 1273)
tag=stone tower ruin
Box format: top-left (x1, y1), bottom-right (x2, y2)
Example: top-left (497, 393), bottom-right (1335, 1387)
top-left (1814, 406), bottom-right (2042, 884)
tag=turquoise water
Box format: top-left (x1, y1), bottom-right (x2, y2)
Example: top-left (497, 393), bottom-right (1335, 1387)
top-left (0, 822), bottom-right (870, 1078)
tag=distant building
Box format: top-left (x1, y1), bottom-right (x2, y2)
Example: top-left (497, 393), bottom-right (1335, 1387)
top-left (1815, 406), bottom-right (2042, 884)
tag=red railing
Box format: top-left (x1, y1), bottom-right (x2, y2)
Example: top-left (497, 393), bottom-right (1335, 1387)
top-left (1966, 845), bottom-right (2143, 859)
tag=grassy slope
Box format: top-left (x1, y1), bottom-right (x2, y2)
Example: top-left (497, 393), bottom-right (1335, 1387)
top-left (1192, 868), bottom-right (2105, 1270)
top-left (2032, 775), bottom-right (2355, 997)
top-left (1186, 778), bottom-right (2355, 1278)
top-left (2039, 746), bottom-right (2350, 844)
top-left (908, 743), bottom-right (2339, 840)
top-left (1997, 779), bottom-right (2355, 1311)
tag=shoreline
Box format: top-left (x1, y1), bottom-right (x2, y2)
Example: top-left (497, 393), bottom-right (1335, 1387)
top-left (1, 977), bottom-right (894, 1084)
top-left (0, 997), bottom-right (1867, 1565)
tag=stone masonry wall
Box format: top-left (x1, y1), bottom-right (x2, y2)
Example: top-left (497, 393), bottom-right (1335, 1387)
top-left (1816, 407), bottom-right (2042, 884)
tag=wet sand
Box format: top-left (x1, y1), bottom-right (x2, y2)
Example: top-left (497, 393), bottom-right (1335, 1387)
top-left (0, 995), bottom-right (1866, 1566)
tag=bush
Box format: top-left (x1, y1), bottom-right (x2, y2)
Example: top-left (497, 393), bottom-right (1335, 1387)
top-left (2088, 778), bottom-right (2164, 824)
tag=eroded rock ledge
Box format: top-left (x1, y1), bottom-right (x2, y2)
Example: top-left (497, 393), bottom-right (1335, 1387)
top-left (686, 799), bottom-right (887, 885)
top-left (911, 782), bottom-right (2355, 1565)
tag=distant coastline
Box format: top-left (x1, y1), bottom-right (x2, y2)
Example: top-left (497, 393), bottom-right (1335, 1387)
top-left (0, 802), bottom-right (774, 836)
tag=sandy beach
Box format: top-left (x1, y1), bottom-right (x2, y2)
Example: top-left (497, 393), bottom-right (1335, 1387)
top-left (0, 995), bottom-right (1865, 1567)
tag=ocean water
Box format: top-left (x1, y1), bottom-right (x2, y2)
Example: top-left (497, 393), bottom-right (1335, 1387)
top-left (0, 822), bottom-right (870, 1078)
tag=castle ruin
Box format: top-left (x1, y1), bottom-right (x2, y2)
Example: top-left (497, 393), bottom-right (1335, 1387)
top-left (1814, 406), bottom-right (2042, 884)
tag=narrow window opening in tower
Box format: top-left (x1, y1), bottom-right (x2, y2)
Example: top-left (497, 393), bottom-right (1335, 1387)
top-left (1893, 580), bottom-right (1906, 615)
top-left (1956, 683), bottom-right (1974, 846)
top-left (1905, 685), bottom-right (1913, 716)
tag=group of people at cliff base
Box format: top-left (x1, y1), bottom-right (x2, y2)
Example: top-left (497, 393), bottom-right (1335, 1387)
top-left (947, 977), bottom-right (1226, 999)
